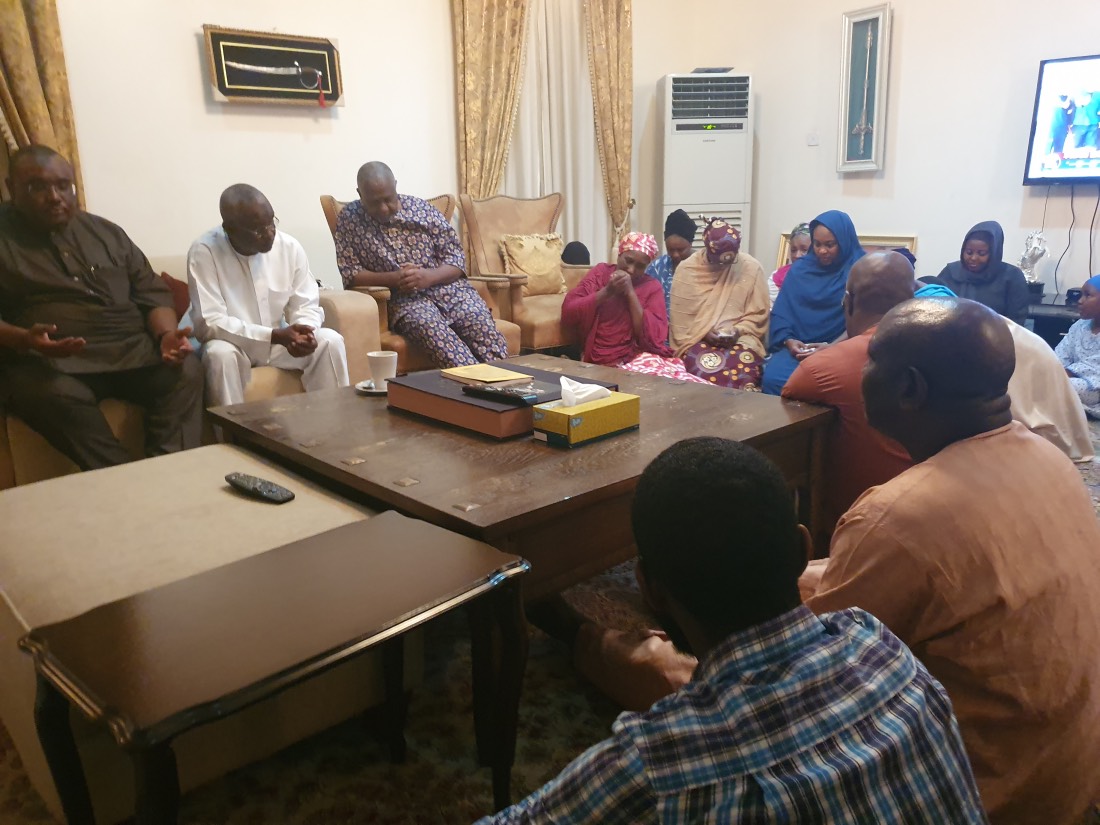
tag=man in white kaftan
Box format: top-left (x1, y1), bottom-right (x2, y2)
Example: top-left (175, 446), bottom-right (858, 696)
top-left (187, 184), bottom-right (349, 407)
top-left (1005, 319), bottom-right (1093, 462)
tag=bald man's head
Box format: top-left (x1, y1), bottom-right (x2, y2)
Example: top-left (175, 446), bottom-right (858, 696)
top-left (844, 251), bottom-right (916, 336)
top-left (862, 297), bottom-right (1015, 459)
top-left (356, 161), bottom-right (394, 189)
top-left (219, 183), bottom-right (276, 255)
top-left (356, 162), bottom-right (400, 223)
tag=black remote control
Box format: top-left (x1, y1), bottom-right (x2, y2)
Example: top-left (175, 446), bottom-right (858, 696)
top-left (225, 472), bottom-right (296, 504)
top-left (461, 383), bottom-right (540, 406)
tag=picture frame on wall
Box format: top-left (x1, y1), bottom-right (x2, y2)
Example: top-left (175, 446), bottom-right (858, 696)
top-left (775, 233), bottom-right (916, 270)
top-left (203, 25), bottom-right (343, 107)
top-left (837, 4), bottom-right (891, 172)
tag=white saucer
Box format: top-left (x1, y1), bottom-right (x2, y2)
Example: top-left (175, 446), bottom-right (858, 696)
top-left (355, 379), bottom-right (388, 397)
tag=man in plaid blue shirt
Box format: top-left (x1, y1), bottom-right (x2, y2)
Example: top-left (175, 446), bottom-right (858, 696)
top-left (480, 438), bottom-right (985, 824)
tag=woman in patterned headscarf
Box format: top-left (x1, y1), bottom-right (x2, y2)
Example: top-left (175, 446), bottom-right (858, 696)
top-left (668, 219), bottom-right (770, 390)
top-left (561, 231), bottom-right (709, 383)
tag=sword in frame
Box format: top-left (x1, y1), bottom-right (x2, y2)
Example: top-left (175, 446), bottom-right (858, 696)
top-left (850, 23), bottom-right (875, 155)
top-left (224, 59), bottom-right (323, 91)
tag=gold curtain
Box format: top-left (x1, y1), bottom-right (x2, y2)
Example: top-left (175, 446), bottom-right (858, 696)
top-left (583, 0), bottom-right (633, 241)
top-left (0, 0), bottom-right (82, 202)
top-left (452, 0), bottom-right (529, 199)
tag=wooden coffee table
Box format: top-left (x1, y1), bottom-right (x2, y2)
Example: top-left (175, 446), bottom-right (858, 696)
top-left (21, 513), bottom-right (529, 824)
top-left (210, 354), bottom-right (834, 599)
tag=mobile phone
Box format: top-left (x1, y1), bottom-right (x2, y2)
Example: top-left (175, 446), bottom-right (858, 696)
top-left (461, 384), bottom-right (540, 406)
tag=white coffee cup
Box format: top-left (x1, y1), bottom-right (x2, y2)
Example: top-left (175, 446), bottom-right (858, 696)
top-left (367, 350), bottom-right (398, 389)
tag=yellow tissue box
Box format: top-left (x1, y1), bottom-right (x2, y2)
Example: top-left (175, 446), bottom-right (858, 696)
top-left (532, 392), bottom-right (640, 447)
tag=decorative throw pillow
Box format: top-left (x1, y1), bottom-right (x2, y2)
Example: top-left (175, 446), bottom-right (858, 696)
top-left (159, 272), bottom-right (191, 322)
top-left (500, 233), bottom-right (566, 297)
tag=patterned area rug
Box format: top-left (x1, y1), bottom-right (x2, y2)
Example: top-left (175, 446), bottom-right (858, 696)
top-left (2, 423), bottom-right (1098, 824)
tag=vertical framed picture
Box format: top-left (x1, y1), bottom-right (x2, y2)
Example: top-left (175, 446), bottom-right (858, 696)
top-left (837, 5), bottom-right (892, 172)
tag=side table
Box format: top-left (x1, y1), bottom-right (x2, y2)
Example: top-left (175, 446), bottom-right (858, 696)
top-left (1028, 293), bottom-right (1081, 348)
top-left (21, 511), bottom-right (529, 823)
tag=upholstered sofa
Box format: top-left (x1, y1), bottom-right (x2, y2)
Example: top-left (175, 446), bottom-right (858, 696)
top-left (0, 269), bottom-right (380, 490)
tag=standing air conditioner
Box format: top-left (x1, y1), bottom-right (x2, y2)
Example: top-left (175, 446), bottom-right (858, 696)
top-left (660, 72), bottom-right (753, 247)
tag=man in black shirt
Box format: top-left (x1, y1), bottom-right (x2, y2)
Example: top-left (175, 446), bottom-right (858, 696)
top-left (0, 145), bottom-right (202, 470)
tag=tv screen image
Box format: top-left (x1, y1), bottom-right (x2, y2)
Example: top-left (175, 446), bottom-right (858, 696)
top-left (1023, 53), bottom-right (1100, 186)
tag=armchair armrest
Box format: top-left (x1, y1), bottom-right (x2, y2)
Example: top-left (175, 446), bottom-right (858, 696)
top-left (319, 289), bottom-right (382, 385)
top-left (349, 286), bottom-right (391, 333)
top-left (469, 274), bottom-right (527, 322)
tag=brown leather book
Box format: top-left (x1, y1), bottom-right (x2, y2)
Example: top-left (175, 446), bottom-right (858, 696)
top-left (386, 365), bottom-right (616, 440)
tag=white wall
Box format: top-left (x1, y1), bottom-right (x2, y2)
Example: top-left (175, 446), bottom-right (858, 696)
top-left (634, 0), bottom-right (1100, 289)
top-left (57, 0), bottom-right (457, 286)
top-left (56, 0), bottom-right (1100, 291)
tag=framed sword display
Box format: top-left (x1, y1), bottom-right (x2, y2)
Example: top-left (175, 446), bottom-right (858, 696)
top-left (837, 5), bottom-right (891, 172)
top-left (203, 25), bottom-right (343, 107)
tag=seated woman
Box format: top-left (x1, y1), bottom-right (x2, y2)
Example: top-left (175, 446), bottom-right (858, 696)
top-left (646, 209), bottom-right (697, 319)
top-left (1055, 275), bottom-right (1100, 418)
top-left (935, 220), bottom-right (1029, 324)
top-left (768, 222), bottom-right (811, 305)
top-left (561, 232), bottom-right (708, 384)
top-left (762, 210), bottom-right (865, 395)
top-left (668, 219), bottom-right (769, 390)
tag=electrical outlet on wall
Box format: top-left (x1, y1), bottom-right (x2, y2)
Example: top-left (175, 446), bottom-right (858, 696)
top-left (806, 132), bottom-right (820, 147)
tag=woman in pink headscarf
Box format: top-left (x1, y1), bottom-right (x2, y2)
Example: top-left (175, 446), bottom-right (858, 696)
top-left (561, 232), bottom-right (708, 383)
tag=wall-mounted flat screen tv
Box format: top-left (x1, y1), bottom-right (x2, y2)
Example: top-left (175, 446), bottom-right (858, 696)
top-left (1023, 53), bottom-right (1100, 185)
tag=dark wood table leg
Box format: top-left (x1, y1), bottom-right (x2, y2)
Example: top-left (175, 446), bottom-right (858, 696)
top-left (468, 578), bottom-right (529, 812)
top-left (381, 636), bottom-right (407, 763)
top-left (805, 423), bottom-right (829, 558)
top-left (132, 742), bottom-right (180, 825)
top-left (33, 673), bottom-right (96, 825)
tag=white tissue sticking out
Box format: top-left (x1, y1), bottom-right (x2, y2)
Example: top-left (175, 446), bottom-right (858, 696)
top-left (561, 375), bottom-right (611, 406)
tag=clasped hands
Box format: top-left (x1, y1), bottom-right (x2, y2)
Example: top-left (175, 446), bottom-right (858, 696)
top-left (272, 324), bottom-right (317, 358)
top-left (603, 269), bottom-right (636, 298)
top-left (395, 262), bottom-right (430, 294)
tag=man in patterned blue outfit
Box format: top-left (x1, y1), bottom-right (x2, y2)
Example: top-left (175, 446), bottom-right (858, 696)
top-left (479, 437), bottom-right (986, 824)
top-left (335, 161), bottom-right (507, 367)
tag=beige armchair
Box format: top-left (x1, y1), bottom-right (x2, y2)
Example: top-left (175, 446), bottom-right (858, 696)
top-left (320, 194), bottom-right (521, 375)
top-left (0, 287), bottom-right (380, 489)
top-left (458, 193), bottom-right (590, 351)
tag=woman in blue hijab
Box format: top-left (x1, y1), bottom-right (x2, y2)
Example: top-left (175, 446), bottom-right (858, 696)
top-left (761, 210), bottom-right (864, 394)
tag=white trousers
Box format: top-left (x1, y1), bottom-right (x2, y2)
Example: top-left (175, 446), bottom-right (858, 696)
top-left (202, 327), bottom-right (349, 407)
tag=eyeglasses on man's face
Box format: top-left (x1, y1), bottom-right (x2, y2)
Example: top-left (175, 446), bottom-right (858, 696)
top-left (25, 179), bottom-right (76, 198)
top-left (229, 216), bottom-right (280, 240)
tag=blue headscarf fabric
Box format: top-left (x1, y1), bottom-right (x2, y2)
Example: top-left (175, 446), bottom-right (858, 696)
top-left (914, 284), bottom-right (958, 299)
top-left (1086, 274), bottom-right (1100, 291)
top-left (768, 210), bottom-right (865, 351)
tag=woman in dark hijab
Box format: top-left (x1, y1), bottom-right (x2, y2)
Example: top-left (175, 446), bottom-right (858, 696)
top-left (935, 221), bottom-right (1029, 324)
top-left (762, 210), bottom-right (865, 395)
top-left (647, 209), bottom-right (698, 318)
